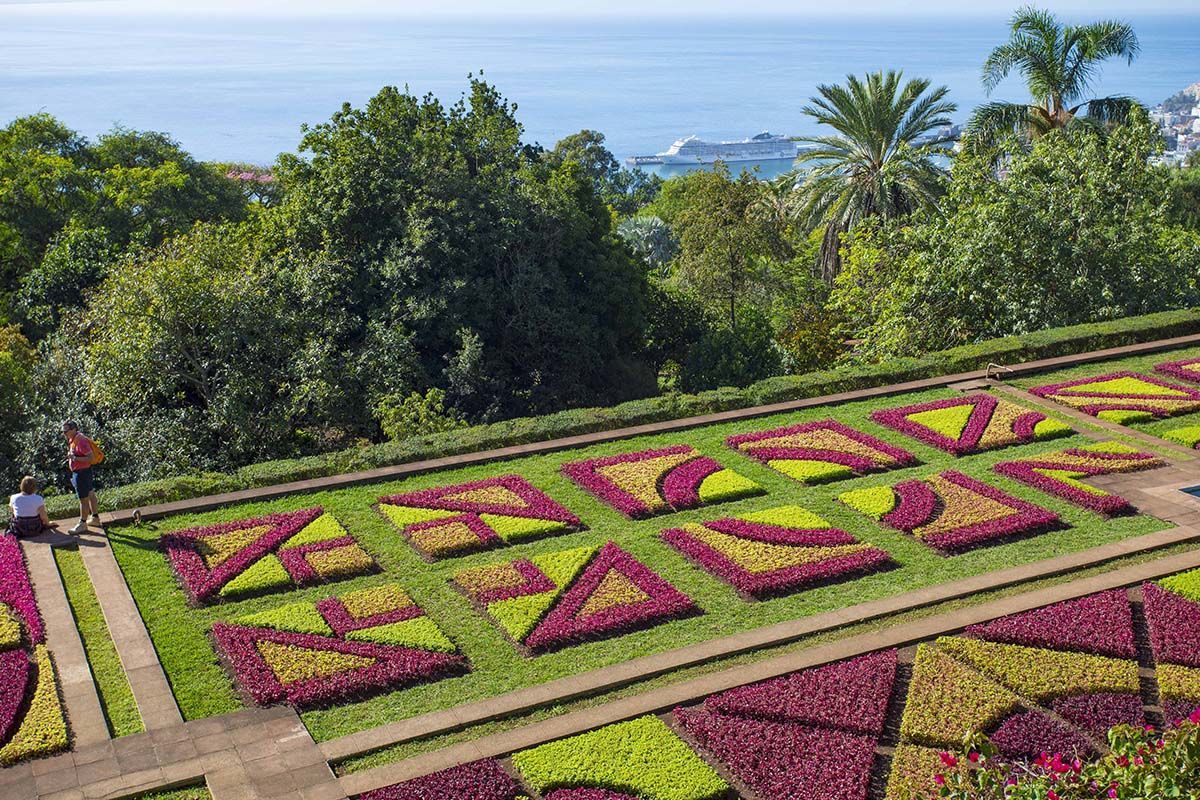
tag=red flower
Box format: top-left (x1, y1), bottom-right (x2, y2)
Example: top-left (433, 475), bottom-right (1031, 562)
top-left (939, 751), bottom-right (958, 768)
top-left (933, 774), bottom-right (946, 786)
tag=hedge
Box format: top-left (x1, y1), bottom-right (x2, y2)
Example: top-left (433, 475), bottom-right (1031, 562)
top-left (42, 307), bottom-right (1200, 519)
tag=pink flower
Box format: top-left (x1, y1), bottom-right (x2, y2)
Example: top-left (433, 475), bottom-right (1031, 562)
top-left (1048, 791), bottom-right (1059, 800)
top-left (1189, 706), bottom-right (1200, 725)
top-left (967, 751), bottom-right (980, 764)
top-left (939, 751), bottom-right (958, 767)
top-left (933, 774), bottom-right (946, 786)
top-left (1108, 788), bottom-right (1118, 799)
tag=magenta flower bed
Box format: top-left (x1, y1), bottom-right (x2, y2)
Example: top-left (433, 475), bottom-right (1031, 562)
top-left (1143, 582), bottom-right (1200, 668)
top-left (357, 758), bottom-right (524, 800)
top-left (1051, 693), bottom-right (1145, 740)
top-left (0, 534), bottom-right (45, 644)
top-left (522, 542), bottom-right (698, 653)
top-left (992, 445), bottom-right (1162, 516)
top-left (1154, 356), bottom-right (1200, 385)
top-left (661, 514), bottom-right (892, 599)
top-left (212, 623), bottom-right (466, 708)
top-left (162, 507), bottom-right (376, 603)
top-left (704, 650), bottom-right (898, 735)
top-left (1028, 370), bottom-right (1200, 418)
top-left (545, 791), bottom-right (641, 800)
top-left (963, 589), bottom-right (1136, 659)
top-left (1165, 699), bottom-right (1200, 726)
top-left (379, 475), bottom-right (581, 525)
top-left (884, 471), bottom-right (1060, 553)
top-left (676, 706), bottom-right (877, 800)
top-left (871, 393), bottom-right (1061, 455)
top-left (726, 419), bottom-right (916, 480)
top-left (988, 709), bottom-right (1096, 761)
top-left (0, 648), bottom-right (32, 747)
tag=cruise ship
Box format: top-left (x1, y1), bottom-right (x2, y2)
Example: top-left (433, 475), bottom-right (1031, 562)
top-left (628, 132), bottom-right (799, 166)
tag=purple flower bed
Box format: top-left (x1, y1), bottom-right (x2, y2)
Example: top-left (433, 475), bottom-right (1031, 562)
top-left (992, 446), bottom-right (1161, 516)
top-left (870, 394), bottom-right (1056, 455)
top-left (358, 759), bottom-right (525, 800)
top-left (561, 445), bottom-right (695, 518)
top-left (1050, 693), bottom-right (1145, 740)
top-left (0, 647), bottom-right (32, 747)
top-left (379, 475), bottom-right (581, 525)
top-left (726, 419), bottom-right (916, 477)
top-left (1143, 582), bottom-right (1200, 668)
top-left (1154, 356), bottom-right (1200, 385)
top-left (316, 597), bottom-right (425, 637)
top-left (659, 455), bottom-right (721, 508)
top-left (1029, 370), bottom-right (1200, 418)
top-left (1165, 699), bottom-right (1200, 726)
top-left (676, 705), bottom-right (877, 800)
top-left (161, 507), bottom-right (326, 603)
top-left (988, 709), bottom-right (1096, 761)
top-left (456, 559), bottom-right (557, 606)
top-left (963, 589), bottom-right (1136, 659)
top-left (884, 472), bottom-right (1060, 553)
top-left (0, 534), bottom-right (45, 644)
top-left (522, 542), bottom-right (697, 653)
top-left (704, 650), bottom-right (898, 735)
top-left (211, 623), bottom-right (466, 708)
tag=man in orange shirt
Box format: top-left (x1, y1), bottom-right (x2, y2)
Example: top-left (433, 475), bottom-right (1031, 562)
top-left (63, 421), bottom-right (100, 535)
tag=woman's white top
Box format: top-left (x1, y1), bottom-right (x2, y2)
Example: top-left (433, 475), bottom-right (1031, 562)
top-left (9, 493), bottom-right (44, 518)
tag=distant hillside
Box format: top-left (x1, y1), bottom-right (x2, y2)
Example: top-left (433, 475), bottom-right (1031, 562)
top-left (1163, 83), bottom-right (1200, 113)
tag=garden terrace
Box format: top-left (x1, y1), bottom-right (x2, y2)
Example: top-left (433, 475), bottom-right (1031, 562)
top-left (4, 333), bottom-right (1200, 800)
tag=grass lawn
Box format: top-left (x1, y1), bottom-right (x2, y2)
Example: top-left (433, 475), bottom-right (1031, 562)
top-left (1014, 344), bottom-right (1200, 449)
top-left (107, 385), bottom-right (1175, 743)
top-left (52, 544), bottom-right (144, 737)
top-left (125, 784), bottom-right (211, 800)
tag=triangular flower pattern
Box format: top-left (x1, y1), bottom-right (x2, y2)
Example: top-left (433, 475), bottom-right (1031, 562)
top-left (1028, 370), bottom-right (1200, 424)
top-left (0, 535), bottom-right (68, 766)
top-left (726, 419), bottom-right (917, 484)
top-left (357, 758), bottom-right (527, 800)
top-left (661, 505), bottom-right (892, 598)
top-left (162, 508), bottom-right (376, 604)
top-left (992, 441), bottom-right (1163, 515)
top-left (454, 542), bottom-right (697, 654)
top-left (1155, 356), bottom-right (1200, 385)
top-left (838, 470), bottom-right (1060, 553)
top-left (963, 588), bottom-right (1136, 659)
top-left (377, 475), bottom-right (583, 560)
top-left (560, 445), bottom-right (764, 519)
top-left (675, 651), bottom-right (897, 800)
top-left (211, 583), bottom-right (465, 708)
top-left (870, 393), bottom-right (1071, 456)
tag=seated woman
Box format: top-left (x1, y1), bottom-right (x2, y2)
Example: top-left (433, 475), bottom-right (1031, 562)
top-left (8, 476), bottom-right (54, 538)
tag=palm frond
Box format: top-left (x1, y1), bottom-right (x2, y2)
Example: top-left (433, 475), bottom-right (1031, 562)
top-left (965, 101), bottom-right (1034, 145)
top-left (1081, 95), bottom-right (1144, 125)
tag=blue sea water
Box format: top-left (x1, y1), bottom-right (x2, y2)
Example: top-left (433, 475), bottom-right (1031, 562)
top-left (1, 9), bottom-right (1197, 175)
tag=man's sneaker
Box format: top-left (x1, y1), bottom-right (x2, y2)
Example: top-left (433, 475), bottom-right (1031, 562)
top-left (88, 514), bottom-right (101, 525)
top-left (70, 521), bottom-right (88, 535)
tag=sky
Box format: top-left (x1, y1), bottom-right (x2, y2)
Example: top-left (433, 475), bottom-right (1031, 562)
top-left (2, 0), bottom-right (1197, 15)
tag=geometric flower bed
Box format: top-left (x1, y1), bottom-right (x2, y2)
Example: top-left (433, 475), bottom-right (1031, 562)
top-left (991, 440), bottom-right (1164, 516)
top-left (560, 445), bottom-right (763, 519)
top-left (453, 542), bottom-right (697, 654)
top-left (357, 758), bottom-right (526, 800)
top-left (377, 475), bottom-right (583, 561)
top-left (1163, 425), bottom-right (1200, 450)
top-left (725, 419), bottom-right (917, 484)
top-left (1155, 355), bottom-right (1200, 385)
top-left (1143, 569), bottom-right (1200, 725)
top-left (870, 393), bottom-right (1072, 456)
top-left (510, 715), bottom-right (728, 800)
top-left (210, 583), bottom-right (466, 708)
top-left (838, 470), bottom-right (1061, 553)
top-left (660, 505), bottom-right (893, 599)
top-left (161, 507), bottom-right (376, 604)
top-left (1028, 370), bottom-right (1200, 424)
top-left (674, 650), bottom-right (898, 800)
top-left (0, 534), bottom-right (68, 765)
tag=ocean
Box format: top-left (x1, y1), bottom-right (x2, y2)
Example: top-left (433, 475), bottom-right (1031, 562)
top-left (1, 9), bottom-right (1197, 177)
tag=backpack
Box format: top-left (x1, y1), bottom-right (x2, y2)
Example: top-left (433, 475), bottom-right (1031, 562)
top-left (86, 437), bottom-right (105, 466)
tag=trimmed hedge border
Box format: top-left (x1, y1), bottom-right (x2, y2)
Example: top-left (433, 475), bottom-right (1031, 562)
top-left (46, 308), bottom-right (1200, 520)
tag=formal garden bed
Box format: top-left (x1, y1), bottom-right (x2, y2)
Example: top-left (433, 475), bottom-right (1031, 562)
top-left (103, 384), bottom-right (1179, 747)
top-left (356, 565), bottom-right (1200, 800)
top-left (1016, 344), bottom-right (1200, 451)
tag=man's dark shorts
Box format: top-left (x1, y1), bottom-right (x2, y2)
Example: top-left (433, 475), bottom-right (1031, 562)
top-left (71, 467), bottom-right (94, 499)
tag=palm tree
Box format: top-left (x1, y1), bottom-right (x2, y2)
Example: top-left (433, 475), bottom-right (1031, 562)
top-left (968, 6), bottom-right (1140, 146)
top-left (793, 70), bottom-right (956, 282)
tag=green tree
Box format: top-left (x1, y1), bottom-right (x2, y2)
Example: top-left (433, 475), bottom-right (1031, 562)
top-left (670, 166), bottom-right (775, 327)
top-left (792, 70), bottom-right (956, 282)
top-left (375, 388), bottom-right (466, 442)
top-left (15, 222), bottom-right (116, 339)
top-left (617, 215), bottom-right (678, 277)
top-left (271, 79), bottom-right (654, 420)
top-left (678, 307), bottom-right (782, 393)
top-left (967, 6), bottom-right (1141, 147)
top-left (1166, 164), bottom-right (1200, 230)
top-left (80, 223), bottom-right (300, 476)
top-left (545, 129), bottom-right (661, 216)
top-left (838, 110), bottom-right (1200, 356)
top-left (0, 325), bottom-right (36, 487)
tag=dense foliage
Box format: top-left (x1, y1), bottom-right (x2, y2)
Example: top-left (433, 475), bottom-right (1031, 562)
top-left (3, 7), bottom-right (1199, 500)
